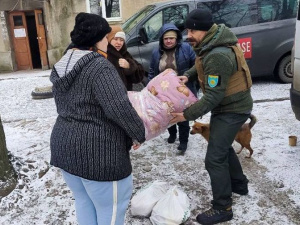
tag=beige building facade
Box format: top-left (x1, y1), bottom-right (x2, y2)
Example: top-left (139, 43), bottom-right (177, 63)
top-left (0, 0), bottom-right (164, 72)
top-left (122, 0), bottom-right (162, 22)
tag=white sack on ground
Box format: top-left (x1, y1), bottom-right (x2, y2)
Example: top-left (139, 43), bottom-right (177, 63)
top-left (150, 186), bottom-right (191, 225)
top-left (131, 180), bottom-right (169, 217)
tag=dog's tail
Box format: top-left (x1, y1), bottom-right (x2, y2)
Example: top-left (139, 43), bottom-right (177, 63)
top-left (248, 114), bottom-right (257, 129)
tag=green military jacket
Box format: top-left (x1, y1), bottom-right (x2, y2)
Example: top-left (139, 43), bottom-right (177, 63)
top-left (183, 24), bottom-right (253, 121)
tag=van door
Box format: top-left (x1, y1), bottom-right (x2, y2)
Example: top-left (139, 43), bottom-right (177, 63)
top-left (256, 0), bottom-right (296, 82)
top-left (290, 0), bottom-right (300, 120)
top-left (9, 11), bottom-right (33, 70)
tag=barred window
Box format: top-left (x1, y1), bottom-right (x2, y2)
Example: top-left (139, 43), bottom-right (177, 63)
top-left (90, 0), bottom-right (121, 22)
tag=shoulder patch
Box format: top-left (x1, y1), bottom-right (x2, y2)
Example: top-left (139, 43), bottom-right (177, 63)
top-left (208, 75), bottom-right (219, 88)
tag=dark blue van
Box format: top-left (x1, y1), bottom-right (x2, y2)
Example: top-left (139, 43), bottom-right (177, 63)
top-left (123, 0), bottom-right (298, 83)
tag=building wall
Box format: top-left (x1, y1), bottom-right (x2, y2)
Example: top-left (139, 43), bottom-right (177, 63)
top-left (0, 0), bottom-right (164, 72)
top-left (0, 0), bottom-right (86, 72)
top-left (0, 0), bottom-right (45, 72)
top-left (122, 0), bottom-right (163, 22)
top-left (0, 12), bottom-right (14, 71)
top-left (43, 0), bottom-right (86, 68)
top-left (0, 0), bottom-right (44, 11)
top-left (89, 0), bottom-right (164, 24)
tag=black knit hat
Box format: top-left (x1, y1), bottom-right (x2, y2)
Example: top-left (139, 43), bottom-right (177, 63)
top-left (70, 12), bottom-right (112, 47)
top-left (185, 9), bottom-right (214, 31)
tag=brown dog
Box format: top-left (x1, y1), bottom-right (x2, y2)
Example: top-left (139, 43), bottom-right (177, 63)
top-left (190, 114), bottom-right (257, 158)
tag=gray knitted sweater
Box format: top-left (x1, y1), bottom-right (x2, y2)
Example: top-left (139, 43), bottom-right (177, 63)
top-left (50, 49), bottom-right (145, 181)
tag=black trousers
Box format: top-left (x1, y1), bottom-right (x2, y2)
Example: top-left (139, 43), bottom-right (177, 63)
top-left (205, 113), bottom-right (250, 210)
top-left (167, 121), bottom-right (190, 143)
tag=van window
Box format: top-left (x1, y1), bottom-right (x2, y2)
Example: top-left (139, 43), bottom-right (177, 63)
top-left (197, 0), bottom-right (298, 28)
top-left (197, 0), bottom-right (258, 28)
top-left (143, 11), bottom-right (162, 42)
top-left (258, 1), bottom-right (273, 22)
top-left (123, 5), bottom-right (155, 34)
top-left (274, 0), bottom-right (298, 20)
top-left (142, 5), bottom-right (188, 42)
top-left (257, 0), bottom-right (298, 23)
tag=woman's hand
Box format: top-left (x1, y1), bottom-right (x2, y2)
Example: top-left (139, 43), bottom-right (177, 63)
top-left (177, 76), bottom-right (188, 84)
top-left (132, 140), bottom-right (141, 150)
top-left (119, 58), bottom-right (130, 69)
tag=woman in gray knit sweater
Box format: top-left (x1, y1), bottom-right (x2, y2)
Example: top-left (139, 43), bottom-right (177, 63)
top-left (50, 13), bottom-right (145, 225)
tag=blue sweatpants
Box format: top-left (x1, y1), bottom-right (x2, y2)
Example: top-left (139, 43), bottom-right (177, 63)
top-left (61, 170), bottom-right (133, 225)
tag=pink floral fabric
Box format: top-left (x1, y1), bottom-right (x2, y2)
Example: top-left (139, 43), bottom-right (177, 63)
top-left (128, 89), bottom-right (171, 141)
top-left (147, 69), bottom-right (198, 113)
top-left (128, 69), bottom-right (198, 141)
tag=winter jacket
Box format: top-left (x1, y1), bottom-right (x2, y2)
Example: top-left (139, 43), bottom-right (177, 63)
top-left (148, 23), bottom-right (197, 95)
top-left (50, 49), bottom-right (145, 181)
top-left (183, 24), bottom-right (253, 120)
top-left (107, 43), bottom-right (145, 91)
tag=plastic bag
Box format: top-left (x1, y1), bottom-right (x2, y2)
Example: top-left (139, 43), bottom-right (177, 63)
top-left (150, 186), bottom-right (191, 225)
top-left (131, 180), bottom-right (169, 217)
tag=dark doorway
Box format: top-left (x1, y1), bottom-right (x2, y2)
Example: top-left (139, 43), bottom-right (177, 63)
top-left (26, 13), bottom-right (41, 69)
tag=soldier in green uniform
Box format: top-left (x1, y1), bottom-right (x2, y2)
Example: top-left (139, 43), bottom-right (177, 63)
top-left (170, 8), bottom-right (253, 225)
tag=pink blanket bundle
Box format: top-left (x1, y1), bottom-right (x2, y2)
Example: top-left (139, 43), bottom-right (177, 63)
top-left (128, 69), bottom-right (198, 141)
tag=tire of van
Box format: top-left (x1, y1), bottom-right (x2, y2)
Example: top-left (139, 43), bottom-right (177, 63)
top-left (276, 55), bottom-right (292, 83)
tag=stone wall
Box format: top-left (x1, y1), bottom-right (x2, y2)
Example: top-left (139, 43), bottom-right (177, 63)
top-left (43, 0), bottom-right (86, 68)
top-left (0, 0), bottom-right (86, 71)
top-left (0, 11), bottom-right (14, 71)
top-left (0, 0), bottom-right (46, 71)
top-left (0, 0), bottom-right (163, 72)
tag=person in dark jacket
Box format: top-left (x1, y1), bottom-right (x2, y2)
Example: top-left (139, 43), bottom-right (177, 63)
top-left (50, 13), bottom-right (145, 225)
top-left (148, 23), bottom-right (197, 154)
top-left (171, 9), bottom-right (253, 224)
top-left (107, 25), bottom-right (145, 91)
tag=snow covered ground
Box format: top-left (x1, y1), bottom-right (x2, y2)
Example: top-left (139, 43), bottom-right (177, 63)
top-left (0, 70), bottom-right (300, 225)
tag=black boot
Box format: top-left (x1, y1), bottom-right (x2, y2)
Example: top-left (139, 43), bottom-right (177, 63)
top-left (167, 134), bottom-right (176, 143)
top-left (167, 125), bottom-right (177, 143)
top-left (177, 142), bottom-right (187, 152)
top-left (196, 207), bottom-right (233, 225)
top-left (178, 121), bottom-right (189, 153)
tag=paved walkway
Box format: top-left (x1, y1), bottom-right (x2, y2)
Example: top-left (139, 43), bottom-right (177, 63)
top-left (0, 69), bottom-right (51, 79)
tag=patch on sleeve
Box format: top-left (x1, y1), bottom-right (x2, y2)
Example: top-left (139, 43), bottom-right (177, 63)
top-left (208, 75), bottom-right (219, 88)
